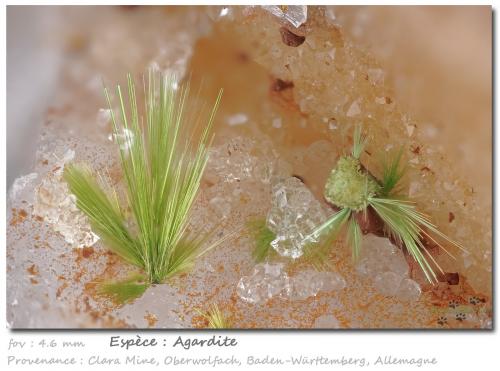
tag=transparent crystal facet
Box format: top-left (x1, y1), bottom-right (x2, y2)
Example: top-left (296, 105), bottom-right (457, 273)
top-left (9, 173), bottom-right (38, 202)
top-left (236, 263), bottom-right (290, 304)
top-left (289, 270), bottom-right (346, 300)
top-left (237, 264), bottom-right (345, 304)
top-left (262, 5), bottom-right (308, 28)
top-left (395, 278), bottom-right (421, 301)
top-left (32, 149), bottom-right (100, 248)
top-left (206, 137), bottom-right (258, 183)
top-left (266, 177), bottom-right (326, 259)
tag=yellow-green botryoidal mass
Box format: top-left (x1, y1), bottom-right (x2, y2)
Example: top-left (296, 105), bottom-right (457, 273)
top-left (324, 156), bottom-right (380, 211)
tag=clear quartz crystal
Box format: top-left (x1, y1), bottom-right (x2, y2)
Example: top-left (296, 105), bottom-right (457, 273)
top-left (8, 173), bottom-right (38, 202)
top-left (33, 149), bottom-right (99, 248)
top-left (289, 270), bottom-right (346, 300)
top-left (374, 271), bottom-right (402, 296)
top-left (289, 270), bottom-right (325, 300)
top-left (356, 234), bottom-right (420, 300)
top-left (356, 234), bottom-right (409, 277)
top-left (237, 263), bottom-right (290, 304)
top-left (237, 264), bottom-right (346, 304)
top-left (206, 136), bottom-right (290, 184)
top-left (262, 5), bottom-right (308, 28)
top-left (320, 272), bottom-right (347, 291)
top-left (395, 278), bottom-right (422, 301)
top-left (206, 137), bottom-right (258, 183)
top-left (267, 177), bottom-right (326, 259)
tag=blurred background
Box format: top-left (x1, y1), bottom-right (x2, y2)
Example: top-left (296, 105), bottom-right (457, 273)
top-left (7, 6), bottom-right (492, 203)
top-left (7, 6), bottom-right (62, 187)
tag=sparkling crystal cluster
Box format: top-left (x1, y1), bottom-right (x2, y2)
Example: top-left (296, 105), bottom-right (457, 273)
top-left (206, 137), bottom-right (259, 183)
top-left (204, 136), bottom-right (291, 221)
top-left (237, 263), bottom-right (289, 304)
top-left (33, 149), bottom-right (99, 248)
top-left (356, 234), bottom-right (421, 301)
top-left (206, 136), bottom-right (290, 185)
top-left (267, 177), bottom-right (327, 259)
top-left (237, 263), bottom-right (345, 304)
